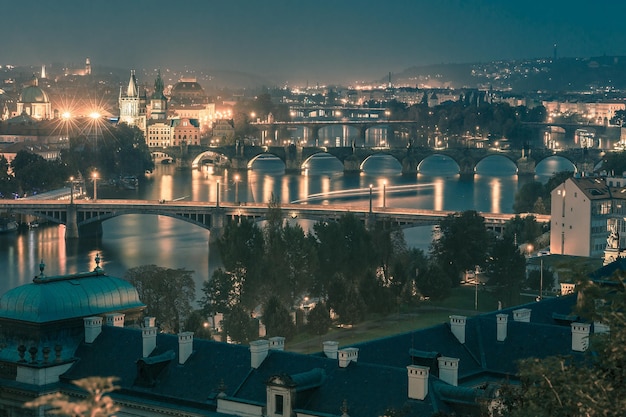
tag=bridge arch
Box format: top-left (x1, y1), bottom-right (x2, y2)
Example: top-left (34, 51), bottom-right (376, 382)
top-left (535, 155), bottom-right (578, 176)
top-left (190, 151), bottom-right (230, 169)
top-left (301, 152), bottom-right (343, 172)
top-left (474, 154), bottom-right (519, 175)
top-left (247, 153), bottom-right (286, 170)
top-left (360, 153), bottom-right (402, 173)
top-left (417, 154), bottom-right (461, 174)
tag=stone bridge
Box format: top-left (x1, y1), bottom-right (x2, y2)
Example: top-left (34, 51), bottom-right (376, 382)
top-left (156, 144), bottom-right (603, 176)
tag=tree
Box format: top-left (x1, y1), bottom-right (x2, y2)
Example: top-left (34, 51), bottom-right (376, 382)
top-left (503, 214), bottom-right (543, 246)
top-left (496, 276), bottom-right (626, 416)
top-left (262, 295), bottom-right (295, 339)
top-left (125, 265), bottom-right (195, 333)
top-left (484, 235), bottom-right (526, 307)
top-left (513, 181), bottom-right (544, 213)
top-left (307, 302), bottom-right (332, 336)
top-left (431, 211), bottom-right (491, 285)
top-left (184, 310), bottom-right (212, 339)
top-left (200, 268), bottom-right (245, 316)
top-left (25, 376), bottom-right (120, 417)
top-left (221, 304), bottom-right (258, 344)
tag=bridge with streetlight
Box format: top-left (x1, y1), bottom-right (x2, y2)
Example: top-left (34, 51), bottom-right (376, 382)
top-left (0, 198), bottom-right (549, 241)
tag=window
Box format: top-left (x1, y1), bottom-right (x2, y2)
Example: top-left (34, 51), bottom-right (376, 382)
top-left (275, 394), bottom-right (284, 415)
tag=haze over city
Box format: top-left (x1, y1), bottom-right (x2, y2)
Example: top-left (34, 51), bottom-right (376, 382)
top-left (4, 0), bottom-right (626, 85)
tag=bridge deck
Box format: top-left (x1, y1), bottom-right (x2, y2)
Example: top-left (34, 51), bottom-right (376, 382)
top-left (0, 199), bottom-right (550, 229)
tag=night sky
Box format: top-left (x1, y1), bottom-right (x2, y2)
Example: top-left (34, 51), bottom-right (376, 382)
top-left (3, 0), bottom-right (626, 84)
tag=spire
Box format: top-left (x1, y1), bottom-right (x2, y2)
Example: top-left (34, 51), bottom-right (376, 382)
top-left (126, 70), bottom-right (138, 97)
top-left (152, 69), bottom-right (165, 100)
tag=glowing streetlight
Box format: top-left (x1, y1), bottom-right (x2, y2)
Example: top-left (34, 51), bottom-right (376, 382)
top-left (61, 111), bottom-right (71, 120)
top-left (69, 176), bottom-right (75, 205)
top-left (89, 111), bottom-right (101, 120)
top-left (92, 172), bottom-right (98, 201)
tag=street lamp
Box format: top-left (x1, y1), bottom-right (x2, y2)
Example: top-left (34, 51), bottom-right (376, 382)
top-left (369, 184), bottom-right (373, 213)
top-left (92, 172), bottom-right (98, 201)
top-left (69, 176), bottom-right (75, 205)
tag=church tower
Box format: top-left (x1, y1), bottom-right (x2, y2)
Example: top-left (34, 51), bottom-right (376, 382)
top-left (119, 70), bottom-right (147, 131)
top-left (149, 70), bottom-right (167, 120)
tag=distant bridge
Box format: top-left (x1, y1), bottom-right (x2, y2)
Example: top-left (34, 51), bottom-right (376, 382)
top-left (158, 144), bottom-right (603, 176)
top-left (0, 199), bottom-right (549, 241)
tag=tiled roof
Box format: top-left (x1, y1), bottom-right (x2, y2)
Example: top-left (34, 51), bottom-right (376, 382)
top-left (59, 295), bottom-right (583, 417)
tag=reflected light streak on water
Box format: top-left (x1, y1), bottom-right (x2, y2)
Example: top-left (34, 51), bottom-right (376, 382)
top-left (0, 153), bottom-right (579, 299)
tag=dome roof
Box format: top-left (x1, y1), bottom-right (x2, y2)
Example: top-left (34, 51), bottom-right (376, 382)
top-left (0, 270), bottom-right (145, 323)
top-left (19, 85), bottom-right (50, 104)
top-left (171, 80), bottom-right (206, 98)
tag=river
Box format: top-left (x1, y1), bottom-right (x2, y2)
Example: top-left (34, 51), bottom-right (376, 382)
top-left (0, 153), bottom-right (575, 300)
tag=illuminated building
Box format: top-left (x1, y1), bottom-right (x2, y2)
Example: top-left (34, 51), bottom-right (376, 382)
top-left (171, 117), bottom-right (200, 146)
top-left (169, 77), bottom-right (215, 132)
top-left (550, 175), bottom-right (626, 258)
top-left (63, 57), bottom-right (92, 76)
top-left (15, 76), bottom-right (51, 120)
top-left (118, 70), bottom-right (147, 131)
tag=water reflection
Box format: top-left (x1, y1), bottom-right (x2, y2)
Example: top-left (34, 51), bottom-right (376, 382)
top-left (0, 154), bottom-right (538, 298)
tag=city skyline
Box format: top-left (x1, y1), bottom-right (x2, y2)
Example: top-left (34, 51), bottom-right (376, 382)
top-left (3, 0), bottom-right (626, 85)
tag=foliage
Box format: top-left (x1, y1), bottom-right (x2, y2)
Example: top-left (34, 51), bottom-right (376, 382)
top-left (24, 376), bottom-right (120, 417)
top-left (503, 214), bottom-right (544, 245)
top-left (430, 210), bottom-right (490, 285)
top-left (183, 309), bottom-right (212, 339)
top-left (326, 273), bottom-right (366, 325)
top-left (513, 181), bottom-right (544, 213)
top-left (125, 265), bottom-right (195, 333)
top-left (416, 261), bottom-right (452, 300)
top-left (496, 276), bottom-right (626, 417)
top-left (10, 150), bottom-right (72, 195)
top-left (313, 213), bottom-right (375, 297)
top-left (601, 150), bottom-right (626, 176)
top-left (513, 171), bottom-right (574, 214)
top-left (201, 268), bottom-right (246, 316)
top-left (61, 124), bottom-right (154, 179)
top-left (307, 302), bottom-right (332, 336)
top-left (262, 295), bottom-right (295, 338)
top-left (221, 304), bottom-right (258, 344)
top-left (484, 235), bottom-right (526, 307)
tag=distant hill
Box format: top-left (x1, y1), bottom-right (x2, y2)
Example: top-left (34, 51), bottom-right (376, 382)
top-left (390, 56), bottom-right (626, 93)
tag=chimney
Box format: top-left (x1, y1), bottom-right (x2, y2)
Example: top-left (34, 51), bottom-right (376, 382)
top-left (496, 313), bottom-right (508, 342)
top-left (450, 315), bottom-right (466, 344)
top-left (338, 348), bottom-right (359, 368)
top-left (594, 321), bottom-right (610, 334)
top-left (323, 341), bottom-right (339, 359)
top-left (269, 336), bottom-right (285, 351)
top-left (407, 365), bottom-right (429, 400)
top-left (84, 317), bottom-right (103, 344)
top-left (437, 356), bottom-right (459, 386)
top-left (105, 313), bottom-right (125, 327)
top-left (571, 323), bottom-right (591, 352)
top-left (178, 332), bottom-right (194, 364)
top-left (142, 324), bottom-right (157, 358)
top-left (144, 316), bottom-right (156, 328)
top-left (513, 308), bottom-right (531, 323)
top-left (250, 339), bottom-right (269, 368)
